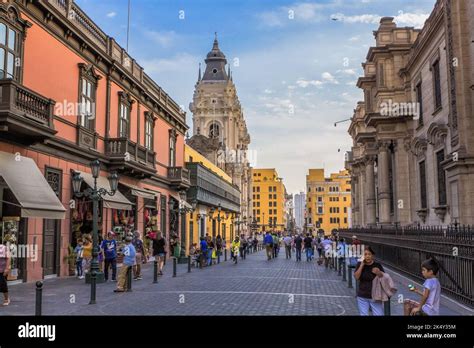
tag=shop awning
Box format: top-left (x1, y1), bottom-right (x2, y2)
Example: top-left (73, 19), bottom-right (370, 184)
top-left (119, 183), bottom-right (159, 200)
top-left (0, 151), bottom-right (66, 219)
top-left (76, 171), bottom-right (133, 211)
top-left (169, 192), bottom-right (193, 210)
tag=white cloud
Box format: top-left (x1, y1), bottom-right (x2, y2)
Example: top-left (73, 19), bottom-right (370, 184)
top-left (349, 35), bottom-right (360, 42)
top-left (106, 11), bottom-right (116, 18)
top-left (330, 11), bottom-right (430, 28)
top-left (394, 11), bottom-right (429, 28)
top-left (144, 30), bottom-right (179, 48)
top-left (337, 69), bottom-right (358, 76)
top-left (322, 72), bottom-right (339, 84)
top-left (296, 79), bottom-right (323, 88)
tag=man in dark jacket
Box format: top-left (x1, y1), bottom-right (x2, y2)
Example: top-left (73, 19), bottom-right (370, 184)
top-left (294, 234), bottom-right (303, 262)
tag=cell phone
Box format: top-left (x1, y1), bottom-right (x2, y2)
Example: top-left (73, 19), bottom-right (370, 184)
top-left (408, 284), bottom-right (416, 291)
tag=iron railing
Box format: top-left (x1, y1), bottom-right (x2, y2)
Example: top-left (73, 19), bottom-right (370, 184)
top-left (339, 225), bottom-right (474, 307)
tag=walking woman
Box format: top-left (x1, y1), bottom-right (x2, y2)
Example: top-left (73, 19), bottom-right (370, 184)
top-left (0, 240), bottom-right (11, 306)
top-left (152, 232), bottom-right (166, 276)
top-left (354, 246), bottom-right (385, 316)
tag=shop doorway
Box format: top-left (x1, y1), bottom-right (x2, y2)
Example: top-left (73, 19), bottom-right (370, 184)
top-left (43, 219), bottom-right (59, 277)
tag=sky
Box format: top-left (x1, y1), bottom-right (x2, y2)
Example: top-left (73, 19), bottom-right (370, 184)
top-left (76, 0), bottom-right (436, 194)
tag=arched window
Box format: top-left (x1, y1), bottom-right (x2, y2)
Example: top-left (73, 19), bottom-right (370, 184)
top-left (209, 123), bottom-right (220, 138)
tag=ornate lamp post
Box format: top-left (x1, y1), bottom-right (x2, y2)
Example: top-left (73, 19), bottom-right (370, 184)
top-left (72, 159), bottom-right (119, 305)
top-left (223, 210), bottom-right (230, 240)
top-left (217, 203), bottom-right (222, 238)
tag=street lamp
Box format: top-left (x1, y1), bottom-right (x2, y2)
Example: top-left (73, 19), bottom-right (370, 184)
top-left (72, 159), bottom-right (119, 305)
top-left (217, 203), bottom-right (222, 238)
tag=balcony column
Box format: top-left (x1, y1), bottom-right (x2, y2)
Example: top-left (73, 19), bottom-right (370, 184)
top-left (377, 141), bottom-right (391, 225)
top-left (365, 156), bottom-right (377, 226)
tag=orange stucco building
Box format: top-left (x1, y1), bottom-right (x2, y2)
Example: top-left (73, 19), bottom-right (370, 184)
top-left (0, 0), bottom-right (189, 282)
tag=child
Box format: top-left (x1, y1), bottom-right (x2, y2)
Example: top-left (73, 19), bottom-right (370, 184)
top-left (74, 239), bottom-right (84, 279)
top-left (404, 258), bottom-right (441, 316)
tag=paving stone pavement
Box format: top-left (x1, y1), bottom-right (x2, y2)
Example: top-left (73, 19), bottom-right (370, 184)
top-left (0, 249), bottom-right (467, 316)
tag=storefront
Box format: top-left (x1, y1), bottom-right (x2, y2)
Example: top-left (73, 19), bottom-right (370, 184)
top-left (71, 171), bottom-right (133, 247)
top-left (0, 151), bottom-right (66, 281)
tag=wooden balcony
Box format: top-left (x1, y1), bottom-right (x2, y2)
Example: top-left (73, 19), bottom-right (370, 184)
top-left (106, 138), bottom-right (156, 178)
top-left (168, 166), bottom-right (191, 189)
top-left (0, 79), bottom-right (56, 144)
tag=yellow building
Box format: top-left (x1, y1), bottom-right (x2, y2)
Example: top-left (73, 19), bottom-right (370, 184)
top-left (251, 168), bottom-right (287, 231)
top-left (184, 144), bottom-right (240, 253)
top-left (306, 169), bottom-right (351, 235)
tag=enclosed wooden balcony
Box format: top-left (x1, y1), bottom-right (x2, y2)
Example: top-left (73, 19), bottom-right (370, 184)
top-left (168, 166), bottom-right (191, 189)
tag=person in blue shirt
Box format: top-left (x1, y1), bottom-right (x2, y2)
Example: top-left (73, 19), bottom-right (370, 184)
top-left (264, 231), bottom-right (274, 260)
top-left (101, 231), bottom-right (117, 281)
top-left (114, 236), bottom-right (136, 292)
top-left (199, 237), bottom-right (208, 267)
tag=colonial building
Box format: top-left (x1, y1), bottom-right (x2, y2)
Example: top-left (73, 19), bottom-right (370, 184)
top-left (188, 35), bottom-right (252, 235)
top-left (0, 0), bottom-right (188, 282)
top-left (347, 0), bottom-right (474, 227)
top-left (306, 169), bottom-right (351, 235)
top-left (184, 143), bottom-right (240, 254)
top-left (251, 168), bottom-right (287, 231)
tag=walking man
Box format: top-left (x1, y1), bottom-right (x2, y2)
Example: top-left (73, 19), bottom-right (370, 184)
top-left (294, 233), bottom-right (303, 262)
top-left (303, 233), bottom-right (313, 262)
top-left (264, 231), bottom-right (274, 260)
top-left (283, 234), bottom-right (292, 259)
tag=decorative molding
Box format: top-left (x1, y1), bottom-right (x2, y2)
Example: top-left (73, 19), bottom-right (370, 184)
top-left (411, 137), bottom-right (428, 158)
top-left (433, 205), bottom-right (448, 222)
top-left (445, 0), bottom-right (458, 134)
top-left (427, 122), bottom-right (448, 147)
top-left (416, 208), bottom-right (428, 223)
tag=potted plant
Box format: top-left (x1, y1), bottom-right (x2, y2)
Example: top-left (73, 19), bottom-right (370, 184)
top-left (64, 245), bottom-right (76, 276)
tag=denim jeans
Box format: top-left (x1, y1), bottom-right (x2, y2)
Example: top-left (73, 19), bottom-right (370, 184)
top-left (305, 248), bottom-right (313, 261)
top-left (104, 258), bottom-right (117, 280)
top-left (76, 259), bottom-right (83, 277)
top-left (207, 249), bottom-right (213, 265)
top-left (357, 297), bottom-right (384, 316)
top-left (295, 248), bottom-right (302, 261)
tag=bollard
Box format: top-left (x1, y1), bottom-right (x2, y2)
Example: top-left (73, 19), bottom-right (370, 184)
top-left (173, 257), bottom-right (177, 277)
top-left (224, 248), bottom-right (227, 262)
top-left (153, 260), bottom-right (158, 283)
top-left (348, 266), bottom-right (353, 288)
top-left (35, 281), bottom-right (43, 316)
top-left (384, 299), bottom-right (391, 316)
top-left (342, 260), bottom-right (347, 282)
top-left (199, 254), bottom-right (203, 269)
top-left (188, 256), bottom-right (191, 273)
top-left (90, 270), bottom-right (97, 304)
top-left (127, 267), bottom-right (132, 292)
top-left (338, 258), bottom-right (342, 276)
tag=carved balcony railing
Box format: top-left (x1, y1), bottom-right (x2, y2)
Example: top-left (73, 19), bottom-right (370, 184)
top-left (106, 137), bottom-right (156, 177)
top-left (0, 79), bottom-right (56, 144)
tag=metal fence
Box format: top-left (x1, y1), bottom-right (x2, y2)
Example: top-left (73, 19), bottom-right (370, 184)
top-left (339, 225), bottom-right (474, 307)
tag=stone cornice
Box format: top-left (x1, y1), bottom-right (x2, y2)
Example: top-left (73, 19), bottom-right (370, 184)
top-left (17, 0), bottom-right (188, 134)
